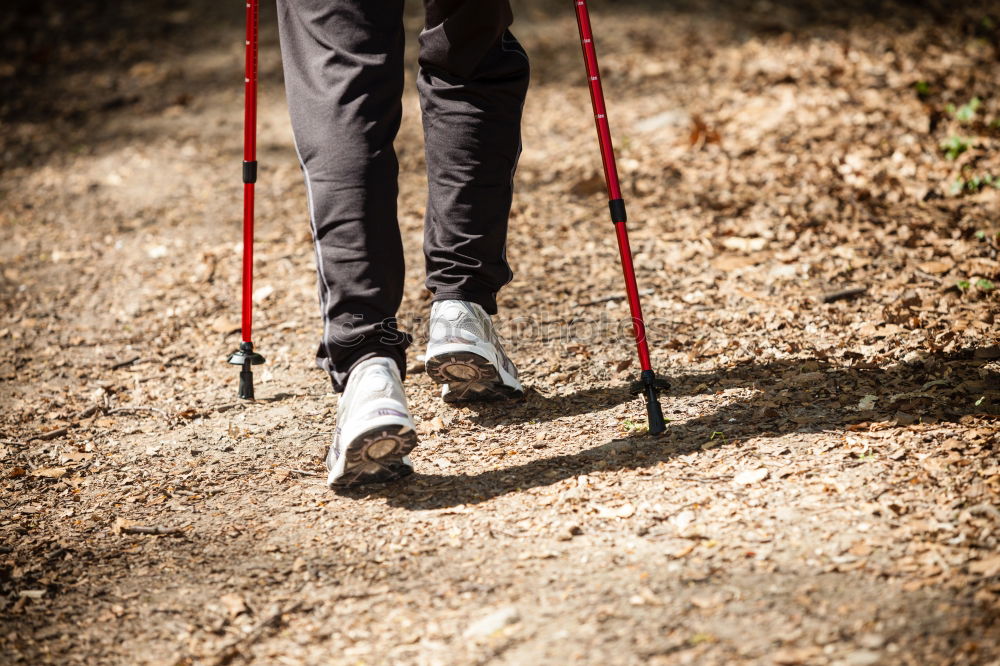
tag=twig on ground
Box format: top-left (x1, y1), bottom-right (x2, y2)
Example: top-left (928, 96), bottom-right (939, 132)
top-left (163, 353), bottom-right (193, 366)
top-left (107, 406), bottom-right (170, 419)
top-left (77, 405), bottom-right (101, 419)
top-left (968, 503), bottom-right (1000, 521)
top-left (820, 286), bottom-right (868, 303)
top-left (914, 269), bottom-right (944, 284)
top-left (284, 469), bottom-right (322, 477)
top-left (29, 428), bottom-right (70, 442)
top-left (121, 525), bottom-right (184, 536)
top-left (210, 590), bottom-right (306, 666)
top-left (25, 406), bottom-right (104, 442)
top-left (108, 356), bottom-right (142, 370)
top-left (488, 525), bottom-right (531, 539)
top-left (576, 288), bottom-right (654, 308)
top-left (676, 475), bottom-right (732, 482)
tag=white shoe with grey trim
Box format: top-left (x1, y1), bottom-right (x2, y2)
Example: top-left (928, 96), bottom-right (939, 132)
top-left (425, 300), bottom-right (524, 403)
top-left (327, 357), bottom-right (417, 488)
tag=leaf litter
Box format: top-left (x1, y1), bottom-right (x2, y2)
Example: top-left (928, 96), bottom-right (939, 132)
top-left (1, 0), bottom-right (999, 664)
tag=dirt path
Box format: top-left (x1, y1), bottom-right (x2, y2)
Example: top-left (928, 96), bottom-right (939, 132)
top-left (2, 1), bottom-right (999, 664)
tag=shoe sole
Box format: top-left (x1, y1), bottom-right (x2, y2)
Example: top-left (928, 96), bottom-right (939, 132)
top-left (329, 425), bottom-right (418, 488)
top-left (425, 351), bottom-right (524, 404)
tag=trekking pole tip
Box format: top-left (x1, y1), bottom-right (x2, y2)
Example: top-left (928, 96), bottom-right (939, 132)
top-left (228, 341), bottom-right (266, 401)
top-left (645, 389), bottom-right (667, 435)
top-left (631, 370), bottom-right (670, 436)
top-left (238, 365), bottom-right (256, 401)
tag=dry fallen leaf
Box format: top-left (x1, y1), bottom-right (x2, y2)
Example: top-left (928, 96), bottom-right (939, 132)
top-left (112, 517), bottom-right (137, 534)
top-left (969, 555), bottom-right (1000, 578)
top-left (31, 467), bottom-right (67, 479)
top-left (690, 592), bottom-right (724, 609)
top-left (917, 259), bottom-right (953, 274)
top-left (712, 254), bottom-right (761, 271)
top-left (628, 587), bottom-right (662, 606)
top-left (60, 450), bottom-right (94, 463)
top-left (772, 646), bottom-right (823, 664)
top-left (219, 593), bottom-right (250, 619)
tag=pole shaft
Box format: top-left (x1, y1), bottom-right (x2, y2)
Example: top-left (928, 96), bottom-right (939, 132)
top-left (573, 0), bottom-right (652, 373)
top-left (573, 0), bottom-right (621, 200)
top-left (242, 184), bottom-right (254, 343)
top-left (241, 0), bottom-right (259, 344)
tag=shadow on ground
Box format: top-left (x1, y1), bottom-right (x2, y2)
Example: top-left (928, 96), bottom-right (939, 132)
top-left (3, 0), bottom-right (992, 170)
top-left (339, 348), bottom-right (997, 509)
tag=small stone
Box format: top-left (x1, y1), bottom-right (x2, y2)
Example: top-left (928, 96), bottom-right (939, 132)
top-left (734, 468), bottom-right (769, 485)
top-left (858, 634), bottom-right (885, 649)
top-left (252, 284), bottom-right (274, 302)
top-left (979, 361), bottom-right (1000, 387)
top-left (558, 524), bottom-right (583, 541)
top-left (835, 650), bottom-right (882, 666)
top-left (219, 593), bottom-right (249, 619)
top-left (634, 109), bottom-right (690, 133)
top-left (464, 606), bottom-right (520, 639)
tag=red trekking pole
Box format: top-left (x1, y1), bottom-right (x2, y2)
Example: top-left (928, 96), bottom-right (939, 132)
top-left (573, 0), bottom-right (669, 433)
top-left (228, 0), bottom-right (265, 399)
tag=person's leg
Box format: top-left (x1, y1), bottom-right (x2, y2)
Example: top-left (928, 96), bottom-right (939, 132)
top-left (418, 0), bottom-right (529, 403)
top-left (276, 0), bottom-right (410, 392)
top-left (418, 0), bottom-right (530, 315)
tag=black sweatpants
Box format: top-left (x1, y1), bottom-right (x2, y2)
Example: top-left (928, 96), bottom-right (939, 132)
top-left (276, 0), bottom-right (530, 391)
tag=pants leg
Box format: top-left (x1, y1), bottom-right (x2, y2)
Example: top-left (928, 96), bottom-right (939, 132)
top-left (419, 0), bottom-right (530, 315)
top-left (276, 0), bottom-right (410, 392)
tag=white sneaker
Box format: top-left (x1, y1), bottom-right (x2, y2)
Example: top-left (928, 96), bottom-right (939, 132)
top-left (424, 300), bottom-right (524, 403)
top-left (326, 357), bottom-right (418, 488)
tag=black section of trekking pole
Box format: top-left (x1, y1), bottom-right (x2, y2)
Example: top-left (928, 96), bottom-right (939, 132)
top-left (630, 371), bottom-right (670, 435)
top-left (228, 341), bottom-right (266, 400)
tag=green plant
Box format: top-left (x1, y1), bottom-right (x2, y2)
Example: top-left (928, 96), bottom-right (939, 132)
top-left (976, 230), bottom-right (987, 240)
top-left (946, 97), bottom-right (982, 123)
top-left (975, 278), bottom-right (995, 291)
top-left (956, 279), bottom-right (972, 291)
top-left (953, 173), bottom-right (998, 194)
top-left (914, 81), bottom-right (931, 98)
top-left (970, 174), bottom-right (995, 189)
top-left (622, 418), bottom-right (646, 433)
top-left (941, 136), bottom-right (972, 160)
